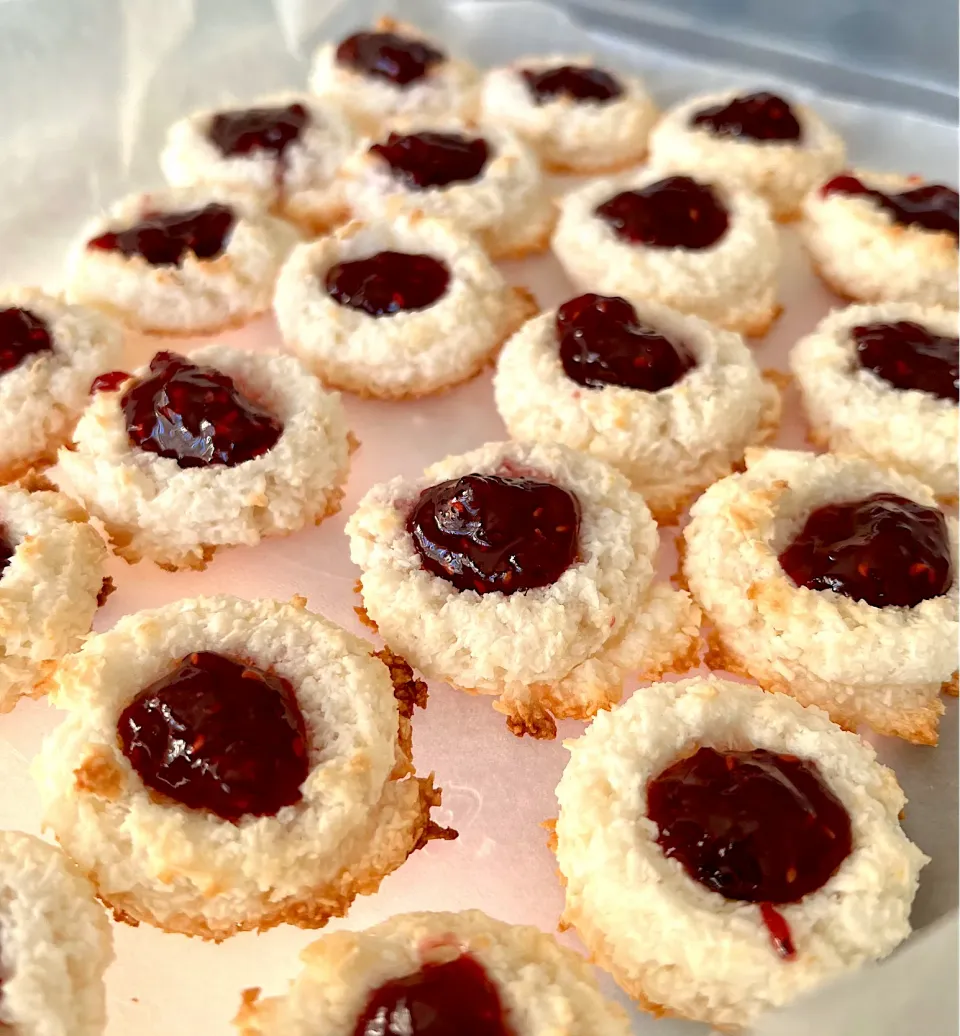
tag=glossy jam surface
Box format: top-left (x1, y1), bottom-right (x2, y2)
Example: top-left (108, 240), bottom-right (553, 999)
top-left (0, 525), bottom-right (14, 580)
top-left (0, 307), bottom-right (53, 375)
top-left (207, 103), bottom-right (309, 159)
top-left (595, 176), bottom-right (729, 249)
top-left (408, 474), bottom-right (581, 595)
top-left (352, 955), bottom-right (512, 1036)
top-left (691, 91), bottom-right (802, 142)
top-left (648, 747), bottom-right (853, 905)
top-left (778, 493), bottom-right (953, 608)
top-left (117, 651), bottom-right (309, 823)
top-left (556, 293), bottom-right (696, 392)
top-left (821, 175), bottom-right (959, 237)
top-left (121, 351), bottom-right (282, 468)
top-left (853, 320), bottom-right (959, 401)
top-left (325, 251), bottom-right (450, 316)
top-left (90, 370), bottom-right (132, 394)
top-left (88, 203), bottom-right (236, 266)
top-left (521, 65), bottom-right (623, 104)
top-left (371, 132), bottom-right (490, 190)
top-left (336, 30), bottom-right (444, 86)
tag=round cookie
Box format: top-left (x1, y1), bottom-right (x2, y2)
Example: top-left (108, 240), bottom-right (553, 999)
top-left (552, 169), bottom-right (781, 336)
top-left (339, 117), bottom-right (555, 260)
top-left (791, 302), bottom-right (958, 500)
top-left (553, 675), bottom-right (926, 1030)
top-left (308, 17), bottom-right (478, 133)
top-left (65, 186), bottom-right (298, 335)
top-left (33, 595), bottom-right (452, 942)
top-left (236, 910), bottom-right (632, 1035)
top-left (648, 88), bottom-right (845, 220)
top-left (0, 479), bottom-right (108, 713)
top-left (0, 288), bottom-right (123, 484)
top-left (56, 345), bottom-right (352, 570)
top-left (0, 832), bottom-right (114, 1036)
top-left (682, 448), bottom-right (958, 744)
top-left (346, 440), bottom-right (700, 739)
top-left (479, 54), bottom-right (657, 174)
top-left (274, 213), bottom-right (537, 399)
top-left (494, 292), bottom-right (780, 522)
top-left (801, 170), bottom-right (958, 308)
top-left (160, 93), bottom-right (356, 235)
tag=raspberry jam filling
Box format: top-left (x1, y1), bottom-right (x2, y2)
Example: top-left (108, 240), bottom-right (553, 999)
top-left (121, 351), bottom-right (282, 469)
top-left (325, 251), bottom-right (450, 316)
top-left (408, 473), bottom-right (581, 595)
top-left (691, 91), bottom-right (802, 142)
top-left (90, 370), bottom-right (132, 394)
top-left (87, 203), bottom-right (236, 266)
top-left (821, 175), bottom-right (959, 237)
top-left (0, 525), bottom-right (14, 580)
top-left (521, 65), bottom-right (623, 104)
top-left (0, 307), bottom-right (53, 375)
top-left (648, 747), bottom-right (853, 959)
top-left (370, 132), bottom-right (490, 190)
top-left (118, 651), bottom-right (309, 823)
top-left (595, 175), bottom-right (729, 249)
top-left (852, 320), bottom-right (959, 401)
top-left (778, 493), bottom-right (952, 608)
top-left (336, 30), bottom-right (444, 86)
top-left (207, 102), bottom-right (310, 159)
top-left (353, 954), bottom-right (512, 1036)
top-left (556, 293), bottom-right (696, 391)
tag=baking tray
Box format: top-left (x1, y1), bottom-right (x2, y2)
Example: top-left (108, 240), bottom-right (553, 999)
top-left (0, 1), bottom-right (955, 1033)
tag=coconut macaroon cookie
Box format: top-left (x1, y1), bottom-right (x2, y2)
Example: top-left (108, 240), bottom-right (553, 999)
top-left (236, 909), bottom-right (632, 1036)
top-left (552, 169), bottom-right (780, 336)
top-left (494, 293), bottom-right (780, 522)
top-left (553, 676), bottom-right (926, 1030)
top-left (0, 479), bottom-right (108, 713)
top-left (791, 302), bottom-right (958, 501)
top-left (0, 288), bottom-right (123, 484)
top-left (0, 832), bottom-right (114, 1036)
top-left (274, 213), bottom-right (537, 399)
top-left (802, 170), bottom-right (959, 308)
top-left (33, 595), bottom-right (452, 942)
top-left (340, 118), bottom-right (555, 260)
top-left (648, 89), bottom-right (845, 220)
top-left (308, 18), bottom-right (478, 132)
top-left (65, 186), bottom-right (299, 335)
top-left (347, 440), bottom-right (700, 739)
top-left (56, 345), bottom-right (351, 570)
top-left (479, 54), bottom-right (657, 174)
top-left (683, 449), bottom-right (958, 744)
top-left (160, 93), bottom-right (356, 234)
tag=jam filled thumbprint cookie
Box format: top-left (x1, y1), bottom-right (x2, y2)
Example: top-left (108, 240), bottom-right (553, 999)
top-left (682, 449), bottom-right (958, 744)
top-left (553, 676), bottom-right (926, 1029)
top-left (553, 169), bottom-right (780, 336)
top-left (33, 596), bottom-right (454, 942)
top-left (55, 346), bottom-right (352, 570)
top-left (235, 910), bottom-right (633, 1036)
top-left (346, 441), bottom-right (700, 739)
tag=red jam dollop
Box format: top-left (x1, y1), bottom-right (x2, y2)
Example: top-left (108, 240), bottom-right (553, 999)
top-left (521, 65), bottom-right (623, 104)
top-left (325, 251), bottom-right (450, 316)
top-left (207, 103), bottom-right (310, 159)
top-left (87, 203), bottom-right (236, 267)
top-left (408, 474), bottom-right (581, 595)
top-left (121, 351), bottom-right (282, 469)
top-left (90, 370), bottom-right (132, 394)
top-left (778, 493), bottom-right (952, 608)
top-left (595, 175), bottom-right (729, 249)
top-left (370, 132), bottom-right (490, 190)
top-left (336, 30), bottom-right (444, 86)
top-left (691, 91), bottom-right (802, 142)
top-left (821, 175), bottom-right (959, 237)
top-left (852, 320), bottom-right (959, 401)
top-left (352, 954), bottom-right (513, 1036)
top-left (556, 293), bottom-right (696, 391)
top-left (117, 651), bottom-right (309, 823)
top-left (0, 307), bottom-right (53, 375)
